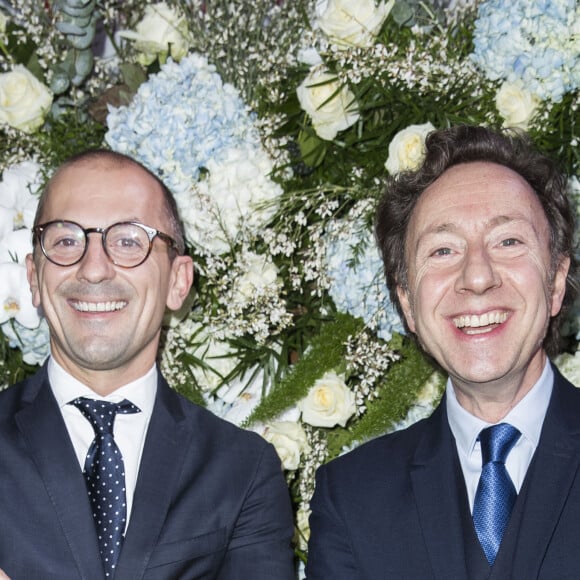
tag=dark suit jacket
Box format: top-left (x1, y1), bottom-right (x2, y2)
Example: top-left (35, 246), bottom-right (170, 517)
top-left (0, 364), bottom-right (295, 579)
top-left (306, 365), bottom-right (580, 579)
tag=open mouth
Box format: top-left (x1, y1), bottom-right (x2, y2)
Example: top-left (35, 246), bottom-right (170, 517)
top-left (71, 300), bottom-right (127, 313)
top-left (453, 311), bottom-right (507, 335)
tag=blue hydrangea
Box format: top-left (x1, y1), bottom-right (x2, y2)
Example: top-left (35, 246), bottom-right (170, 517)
top-left (471, 0), bottom-right (579, 102)
top-left (105, 53), bottom-right (260, 195)
top-left (2, 318), bottom-right (50, 366)
top-left (324, 222), bottom-right (405, 341)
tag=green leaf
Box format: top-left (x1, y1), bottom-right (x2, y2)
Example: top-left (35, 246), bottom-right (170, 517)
top-left (298, 128), bottom-right (327, 168)
top-left (119, 63), bottom-right (148, 93)
top-left (4, 21), bottom-right (36, 67)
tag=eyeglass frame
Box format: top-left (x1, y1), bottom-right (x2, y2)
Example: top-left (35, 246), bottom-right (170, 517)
top-left (32, 219), bottom-right (180, 268)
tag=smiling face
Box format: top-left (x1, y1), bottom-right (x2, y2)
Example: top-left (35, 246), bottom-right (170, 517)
top-left (397, 162), bottom-right (569, 405)
top-left (26, 158), bottom-right (193, 393)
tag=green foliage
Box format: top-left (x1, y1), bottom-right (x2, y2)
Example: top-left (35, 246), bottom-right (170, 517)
top-left (326, 339), bottom-right (443, 457)
top-left (268, 17), bottom-right (506, 193)
top-left (2, 21), bottom-right (38, 73)
top-left (0, 328), bottom-right (38, 387)
top-left (37, 112), bottom-right (107, 167)
top-left (298, 129), bottom-right (327, 169)
top-left (245, 312), bottom-right (364, 425)
top-left (119, 62), bottom-right (148, 93)
top-left (531, 92), bottom-right (580, 176)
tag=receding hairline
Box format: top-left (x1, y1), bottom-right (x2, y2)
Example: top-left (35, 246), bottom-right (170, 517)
top-left (46, 150), bottom-right (162, 195)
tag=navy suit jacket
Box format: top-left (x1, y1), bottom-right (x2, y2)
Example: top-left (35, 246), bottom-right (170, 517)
top-left (306, 365), bottom-right (580, 579)
top-left (0, 365), bottom-right (295, 579)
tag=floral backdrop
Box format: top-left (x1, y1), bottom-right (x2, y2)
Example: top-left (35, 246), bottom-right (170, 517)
top-left (0, 0), bottom-right (578, 571)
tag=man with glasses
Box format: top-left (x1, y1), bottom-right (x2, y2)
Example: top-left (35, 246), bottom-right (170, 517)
top-left (0, 150), bottom-right (294, 579)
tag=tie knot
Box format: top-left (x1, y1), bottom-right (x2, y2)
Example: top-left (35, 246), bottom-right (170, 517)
top-left (479, 423), bottom-right (521, 464)
top-left (70, 397), bottom-right (140, 435)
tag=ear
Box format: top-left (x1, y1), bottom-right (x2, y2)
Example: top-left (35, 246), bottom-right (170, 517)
top-left (26, 253), bottom-right (41, 308)
top-left (396, 284), bottom-right (416, 333)
top-left (166, 255), bottom-right (194, 311)
top-left (550, 256), bottom-right (570, 317)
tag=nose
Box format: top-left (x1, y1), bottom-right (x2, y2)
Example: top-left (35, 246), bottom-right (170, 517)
top-left (75, 232), bottom-right (115, 283)
top-left (454, 243), bottom-right (500, 295)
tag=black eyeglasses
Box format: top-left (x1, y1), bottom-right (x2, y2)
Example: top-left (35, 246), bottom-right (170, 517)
top-left (33, 220), bottom-right (179, 268)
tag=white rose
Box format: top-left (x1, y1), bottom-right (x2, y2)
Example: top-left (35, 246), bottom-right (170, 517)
top-left (262, 421), bottom-right (310, 470)
top-left (384, 122), bottom-right (435, 175)
top-left (0, 66), bottom-right (52, 133)
top-left (297, 68), bottom-right (360, 141)
top-left (316, 0), bottom-right (395, 48)
top-left (495, 80), bottom-right (540, 130)
top-left (299, 371), bottom-right (356, 428)
top-left (121, 2), bottom-right (192, 66)
top-left (234, 253), bottom-right (279, 303)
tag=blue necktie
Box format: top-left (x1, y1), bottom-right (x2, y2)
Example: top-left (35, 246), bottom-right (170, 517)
top-left (71, 397), bottom-right (141, 578)
top-left (472, 422), bottom-right (521, 566)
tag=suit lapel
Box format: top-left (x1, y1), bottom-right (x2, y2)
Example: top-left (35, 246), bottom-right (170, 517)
top-left (115, 374), bottom-right (195, 580)
top-left (506, 369), bottom-right (580, 578)
top-left (410, 401), bottom-right (470, 580)
top-left (15, 372), bottom-right (104, 580)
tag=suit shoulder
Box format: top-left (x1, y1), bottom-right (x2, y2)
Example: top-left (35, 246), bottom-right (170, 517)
top-left (0, 378), bottom-right (33, 420)
top-left (167, 389), bottom-right (286, 481)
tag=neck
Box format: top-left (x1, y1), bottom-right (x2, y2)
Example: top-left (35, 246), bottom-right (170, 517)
top-left (51, 354), bottom-right (154, 396)
top-left (451, 356), bottom-right (547, 423)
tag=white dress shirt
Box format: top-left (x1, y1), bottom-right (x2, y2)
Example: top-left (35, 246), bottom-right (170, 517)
top-left (446, 359), bottom-right (553, 511)
top-left (48, 357), bottom-right (157, 527)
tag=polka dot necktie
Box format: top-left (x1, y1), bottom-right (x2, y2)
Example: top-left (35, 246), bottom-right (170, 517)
top-left (472, 423), bottom-right (521, 566)
top-left (70, 397), bottom-right (141, 578)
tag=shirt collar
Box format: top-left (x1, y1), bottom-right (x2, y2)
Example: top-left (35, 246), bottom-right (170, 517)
top-left (48, 356), bottom-right (157, 417)
top-left (446, 359), bottom-right (553, 457)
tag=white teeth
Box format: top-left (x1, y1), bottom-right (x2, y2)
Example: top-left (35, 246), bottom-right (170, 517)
top-left (453, 311), bottom-right (507, 328)
top-left (73, 301), bottom-right (126, 312)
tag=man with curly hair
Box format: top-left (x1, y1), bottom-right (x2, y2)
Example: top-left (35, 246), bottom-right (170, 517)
top-left (307, 125), bottom-right (580, 579)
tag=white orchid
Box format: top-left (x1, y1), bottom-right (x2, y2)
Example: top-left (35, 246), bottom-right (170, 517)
top-left (211, 366), bottom-right (268, 426)
top-left (0, 228), bottom-right (32, 264)
top-left (0, 262), bottom-right (39, 328)
top-left (0, 160), bottom-right (42, 234)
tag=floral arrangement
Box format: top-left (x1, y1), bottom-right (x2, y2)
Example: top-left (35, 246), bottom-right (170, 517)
top-left (106, 52), bottom-right (284, 256)
top-left (471, 0), bottom-right (579, 102)
top-left (0, 0), bottom-right (578, 570)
